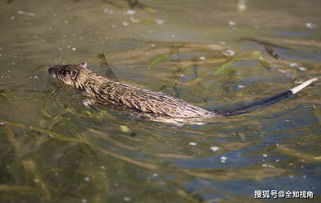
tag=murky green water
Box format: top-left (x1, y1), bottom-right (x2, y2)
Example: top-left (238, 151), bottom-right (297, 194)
top-left (1, 0), bottom-right (321, 202)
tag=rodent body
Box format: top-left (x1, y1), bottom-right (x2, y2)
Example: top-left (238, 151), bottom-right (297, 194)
top-left (48, 63), bottom-right (317, 124)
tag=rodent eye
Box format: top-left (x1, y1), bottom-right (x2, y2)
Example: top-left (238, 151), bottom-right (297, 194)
top-left (60, 70), bottom-right (66, 75)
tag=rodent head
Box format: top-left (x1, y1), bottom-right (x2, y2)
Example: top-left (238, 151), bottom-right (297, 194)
top-left (48, 63), bottom-right (88, 87)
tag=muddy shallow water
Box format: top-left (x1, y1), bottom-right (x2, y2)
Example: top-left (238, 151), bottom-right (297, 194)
top-left (0, 0), bottom-right (321, 202)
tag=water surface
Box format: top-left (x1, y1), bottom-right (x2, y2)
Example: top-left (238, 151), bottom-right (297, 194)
top-left (0, 0), bottom-right (321, 202)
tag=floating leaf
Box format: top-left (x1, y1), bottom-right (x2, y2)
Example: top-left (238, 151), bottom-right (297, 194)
top-left (120, 125), bottom-right (130, 133)
top-left (148, 54), bottom-right (168, 68)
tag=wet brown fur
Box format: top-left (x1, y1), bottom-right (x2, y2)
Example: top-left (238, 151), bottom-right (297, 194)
top-left (48, 63), bottom-right (218, 122)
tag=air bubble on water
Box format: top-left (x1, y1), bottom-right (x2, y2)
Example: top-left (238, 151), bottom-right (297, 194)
top-left (125, 10), bottom-right (136, 15)
top-left (156, 19), bottom-right (165, 25)
top-left (189, 142), bottom-right (197, 146)
top-left (122, 22), bottom-right (129, 27)
top-left (228, 21), bottom-right (236, 27)
top-left (289, 63), bottom-right (298, 68)
top-left (222, 50), bottom-right (235, 56)
top-left (298, 66), bottom-right (307, 72)
top-left (210, 146), bottom-right (219, 152)
top-left (220, 156), bottom-right (227, 163)
top-left (305, 22), bottom-right (318, 30)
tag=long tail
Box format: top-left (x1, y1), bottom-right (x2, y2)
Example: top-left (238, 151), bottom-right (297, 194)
top-left (219, 78), bottom-right (318, 116)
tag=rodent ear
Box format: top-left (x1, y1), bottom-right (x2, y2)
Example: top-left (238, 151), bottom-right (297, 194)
top-left (70, 70), bottom-right (78, 80)
top-left (80, 63), bottom-right (87, 68)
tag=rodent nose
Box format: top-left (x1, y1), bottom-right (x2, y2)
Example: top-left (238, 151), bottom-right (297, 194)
top-left (48, 67), bottom-right (54, 74)
top-left (48, 66), bottom-right (57, 77)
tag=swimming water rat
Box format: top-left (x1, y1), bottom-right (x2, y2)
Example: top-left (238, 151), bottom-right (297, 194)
top-left (48, 63), bottom-right (317, 124)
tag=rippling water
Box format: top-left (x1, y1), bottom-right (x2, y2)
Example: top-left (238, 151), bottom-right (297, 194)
top-left (0, 0), bottom-right (321, 202)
